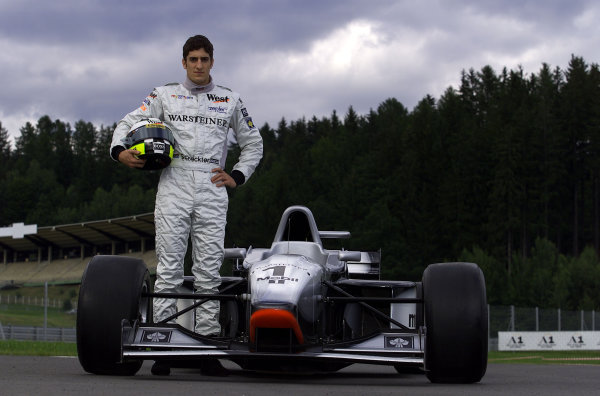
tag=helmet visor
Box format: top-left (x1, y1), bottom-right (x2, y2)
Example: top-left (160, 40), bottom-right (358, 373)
top-left (126, 125), bottom-right (174, 145)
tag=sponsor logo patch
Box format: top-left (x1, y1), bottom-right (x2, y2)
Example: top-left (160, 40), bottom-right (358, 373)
top-left (141, 330), bottom-right (172, 343)
top-left (174, 154), bottom-right (219, 164)
top-left (207, 93), bottom-right (230, 103)
top-left (208, 105), bottom-right (228, 114)
top-left (171, 94), bottom-right (194, 100)
top-left (140, 91), bottom-right (158, 111)
top-left (384, 336), bottom-right (413, 349)
top-left (152, 141), bottom-right (166, 152)
top-left (245, 117), bottom-right (255, 129)
top-left (256, 265), bottom-right (299, 284)
top-left (167, 114), bottom-right (228, 127)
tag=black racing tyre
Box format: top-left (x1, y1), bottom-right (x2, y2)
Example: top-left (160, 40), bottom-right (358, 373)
top-left (76, 255), bottom-right (151, 375)
top-left (423, 262), bottom-right (487, 383)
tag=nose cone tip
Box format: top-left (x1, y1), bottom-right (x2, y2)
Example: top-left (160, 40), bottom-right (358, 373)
top-left (249, 308), bottom-right (304, 344)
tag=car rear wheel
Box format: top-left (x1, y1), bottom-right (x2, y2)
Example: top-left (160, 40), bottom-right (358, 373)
top-left (76, 255), bottom-right (151, 375)
top-left (423, 262), bottom-right (487, 383)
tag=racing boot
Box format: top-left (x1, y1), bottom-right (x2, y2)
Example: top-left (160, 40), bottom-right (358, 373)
top-left (200, 359), bottom-right (229, 376)
top-left (151, 360), bottom-right (171, 376)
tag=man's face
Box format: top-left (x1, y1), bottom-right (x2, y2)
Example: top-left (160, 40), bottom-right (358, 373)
top-left (182, 48), bottom-right (214, 85)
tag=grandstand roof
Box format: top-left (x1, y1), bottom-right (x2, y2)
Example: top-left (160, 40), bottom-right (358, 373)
top-left (0, 213), bottom-right (155, 254)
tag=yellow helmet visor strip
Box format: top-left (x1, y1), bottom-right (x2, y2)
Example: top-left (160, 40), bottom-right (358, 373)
top-left (130, 141), bottom-right (174, 158)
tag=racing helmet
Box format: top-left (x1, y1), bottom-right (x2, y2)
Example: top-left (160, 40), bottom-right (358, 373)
top-left (124, 118), bottom-right (175, 170)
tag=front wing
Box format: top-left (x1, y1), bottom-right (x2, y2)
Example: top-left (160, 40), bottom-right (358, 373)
top-left (121, 321), bottom-right (424, 367)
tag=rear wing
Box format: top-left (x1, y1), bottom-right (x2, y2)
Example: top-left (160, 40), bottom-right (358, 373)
top-left (347, 251), bottom-right (381, 280)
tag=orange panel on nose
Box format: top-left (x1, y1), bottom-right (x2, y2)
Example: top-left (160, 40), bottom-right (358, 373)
top-left (249, 308), bottom-right (304, 344)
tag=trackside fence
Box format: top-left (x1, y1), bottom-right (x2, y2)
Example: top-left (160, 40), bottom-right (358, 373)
top-left (488, 305), bottom-right (600, 351)
top-left (0, 324), bottom-right (76, 342)
top-left (0, 294), bottom-right (63, 308)
top-left (1, 304), bottom-right (599, 347)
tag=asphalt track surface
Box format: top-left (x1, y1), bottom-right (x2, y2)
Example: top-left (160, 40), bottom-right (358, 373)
top-left (1, 356), bottom-right (598, 396)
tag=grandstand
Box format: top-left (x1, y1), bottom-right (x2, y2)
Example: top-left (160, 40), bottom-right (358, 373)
top-left (0, 214), bottom-right (158, 286)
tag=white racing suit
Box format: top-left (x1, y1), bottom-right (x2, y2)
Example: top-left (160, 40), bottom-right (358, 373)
top-left (110, 80), bottom-right (263, 335)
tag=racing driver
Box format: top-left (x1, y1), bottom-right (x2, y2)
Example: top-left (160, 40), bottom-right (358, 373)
top-left (110, 35), bottom-right (263, 375)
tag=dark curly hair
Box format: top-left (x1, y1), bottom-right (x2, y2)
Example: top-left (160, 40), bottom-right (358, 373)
top-left (183, 35), bottom-right (214, 59)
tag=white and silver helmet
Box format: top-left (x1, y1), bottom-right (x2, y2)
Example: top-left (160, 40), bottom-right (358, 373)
top-left (124, 118), bottom-right (175, 170)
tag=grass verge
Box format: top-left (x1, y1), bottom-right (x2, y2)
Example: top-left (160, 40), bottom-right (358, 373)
top-left (0, 304), bottom-right (76, 328)
top-left (488, 350), bottom-right (600, 365)
top-left (0, 340), bottom-right (77, 356)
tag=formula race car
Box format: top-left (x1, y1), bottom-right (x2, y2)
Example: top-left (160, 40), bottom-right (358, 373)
top-left (76, 206), bottom-right (488, 383)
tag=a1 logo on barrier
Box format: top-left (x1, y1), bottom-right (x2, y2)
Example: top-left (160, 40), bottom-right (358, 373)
top-left (567, 334), bottom-right (586, 349)
top-left (537, 335), bottom-right (556, 349)
top-left (505, 335), bottom-right (525, 349)
top-left (499, 331), bottom-right (600, 351)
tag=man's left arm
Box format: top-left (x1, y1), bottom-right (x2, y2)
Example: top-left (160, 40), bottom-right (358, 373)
top-left (229, 97), bottom-right (264, 185)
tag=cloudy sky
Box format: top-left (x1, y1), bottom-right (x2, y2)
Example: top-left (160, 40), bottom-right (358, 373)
top-left (0, 0), bottom-right (598, 145)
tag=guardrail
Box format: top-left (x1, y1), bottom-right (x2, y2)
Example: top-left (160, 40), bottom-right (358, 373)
top-left (489, 305), bottom-right (600, 351)
top-left (498, 331), bottom-right (600, 351)
top-left (0, 324), bottom-right (76, 342)
top-left (1, 304), bottom-right (598, 347)
top-left (490, 305), bottom-right (598, 332)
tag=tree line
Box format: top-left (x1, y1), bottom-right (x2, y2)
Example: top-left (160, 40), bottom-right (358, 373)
top-left (1, 55), bottom-right (599, 311)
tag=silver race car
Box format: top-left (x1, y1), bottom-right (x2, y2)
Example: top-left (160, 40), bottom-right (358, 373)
top-left (76, 205), bottom-right (488, 383)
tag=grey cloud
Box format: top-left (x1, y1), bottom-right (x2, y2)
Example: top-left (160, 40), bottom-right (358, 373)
top-left (0, 0), bottom-right (598, 141)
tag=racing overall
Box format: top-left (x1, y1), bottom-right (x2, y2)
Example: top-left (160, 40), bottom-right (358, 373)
top-left (110, 78), bottom-right (263, 335)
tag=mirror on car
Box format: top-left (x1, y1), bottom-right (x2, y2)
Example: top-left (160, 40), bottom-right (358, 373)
top-left (338, 250), bottom-right (362, 262)
top-left (224, 248), bottom-right (247, 259)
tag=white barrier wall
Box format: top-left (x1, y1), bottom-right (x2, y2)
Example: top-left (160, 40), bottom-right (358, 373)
top-left (498, 331), bottom-right (600, 351)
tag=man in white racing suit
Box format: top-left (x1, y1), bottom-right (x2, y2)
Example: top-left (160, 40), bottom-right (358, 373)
top-left (110, 35), bottom-right (263, 374)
